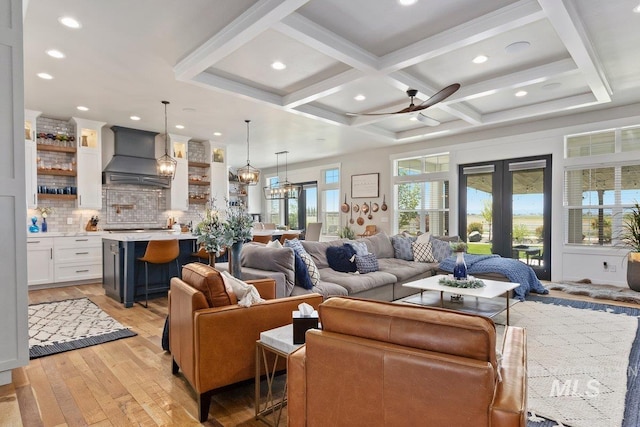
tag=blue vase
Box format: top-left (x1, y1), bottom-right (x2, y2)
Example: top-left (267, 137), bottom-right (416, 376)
top-left (229, 241), bottom-right (243, 279)
top-left (29, 216), bottom-right (39, 233)
top-left (453, 251), bottom-right (467, 280)
top-left (41, 217), bottom-right (48, 232)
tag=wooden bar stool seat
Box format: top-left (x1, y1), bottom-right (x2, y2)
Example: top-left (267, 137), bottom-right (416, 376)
top-left (137, 239), bottom-right (180, 308)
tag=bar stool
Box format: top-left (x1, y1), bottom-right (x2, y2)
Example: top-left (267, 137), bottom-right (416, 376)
top-left (252, 235), bottom-right (272, 244)
top-left (279, 233), bottom-right (299, 244)
top-left (191, 245), bottom-right (226, 264)
top-left (137, 239), bottom-right (180, 308)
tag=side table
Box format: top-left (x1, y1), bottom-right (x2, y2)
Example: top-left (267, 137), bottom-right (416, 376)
top-left (255, 324), bottom-right (302, 426)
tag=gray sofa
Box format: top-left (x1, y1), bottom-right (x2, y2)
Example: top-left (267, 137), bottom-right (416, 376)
top-left (219, 232), bottom-right (440, 301)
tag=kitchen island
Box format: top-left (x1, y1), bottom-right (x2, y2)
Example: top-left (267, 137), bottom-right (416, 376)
top-left (102, 232), bottom-right (198, 308)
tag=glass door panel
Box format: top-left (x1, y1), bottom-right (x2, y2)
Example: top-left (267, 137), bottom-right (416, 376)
top-left (465, 173), bottom-right (493, 255)
top-left (511, 169), bottom-right (545, 267)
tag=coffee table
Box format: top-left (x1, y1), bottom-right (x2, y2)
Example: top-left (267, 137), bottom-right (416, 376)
top-left (401, 275), bottom-right (520, 325)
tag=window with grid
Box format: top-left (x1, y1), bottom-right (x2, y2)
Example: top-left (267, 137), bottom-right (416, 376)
top-left (321, 168), bottom-right (340, 235)
top-left (564, 126), bottom-right (640, 245)
top-left (394, 154), bottom-right (449, 235)
top-left (265, 177), bottom-right (281, 224)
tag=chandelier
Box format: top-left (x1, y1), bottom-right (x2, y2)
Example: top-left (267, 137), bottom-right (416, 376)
top-left (236, 119), bottom-right (261, 186)
top-left (263, 151), bottom-right (300, 200)
top-left (157, 100), bottom-right (177, 179)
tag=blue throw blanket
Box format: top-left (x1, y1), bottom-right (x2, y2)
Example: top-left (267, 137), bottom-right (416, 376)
top-left (439, 254), bottom-right (548, 301)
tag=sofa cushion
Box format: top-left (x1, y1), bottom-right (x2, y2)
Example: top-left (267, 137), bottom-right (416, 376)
top-left (220, 271), bottom-right (265, 307)
top-left (299, 252), bottom-right (320, 286)
top-left (301, 239), bottom-right (347, 269)
top-left (376, 258), bottom-right (436, 282)
top-left (412, 241), bottom-right (436, 263)
top-left (326, 245), bottom-right (357, 273)
top-left (181, 263), bottom-right (237, 307)
top-left (391, 234), bottom-right (416, 260)
top-left (241, 244), bottom-right (295, 296)
top-left (290, 280), bottom-right (349, 299)
top-left (344, 240), bottom-right (368, 256)
top-left (429, 235), bottom-right (453, 262)
top-left (355, 253), bottom-right (379, 273)
top-left (360, 231), bottom-right (395, 259)
top-left (318, 268), bottom-right (397, 295)
top-left (293, 252), bottom-right (314, 289)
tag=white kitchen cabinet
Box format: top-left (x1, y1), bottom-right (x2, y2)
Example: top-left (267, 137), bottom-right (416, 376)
top-left (71, 118), bottom-right (105, 209)
top-left (24, 109), bottom-right (41, 209)
top-left (26, 238), bottom-right (54, 286)
top-left (167, 134), bottom-right (190, 211)
top-left (53, 236), bottom-right (103, 283)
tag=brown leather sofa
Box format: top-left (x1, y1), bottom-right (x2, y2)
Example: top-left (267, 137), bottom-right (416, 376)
top-left (169, 263), bottom-right (323, 422)
top-left (288, 297), bottom-right (527, 427)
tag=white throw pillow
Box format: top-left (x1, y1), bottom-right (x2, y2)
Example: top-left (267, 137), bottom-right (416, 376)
top-left (220, 271), bottom-right (265, 307)
top-left (266, 239), bottom-right (283, 248)
top-left (416, 232), bottom-right (431, 244)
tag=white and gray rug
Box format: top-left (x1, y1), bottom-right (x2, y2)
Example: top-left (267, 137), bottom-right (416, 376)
top-left (29, 297), bottom-right (136, 359)
top-left (498, 296), bottom-right (640, 427)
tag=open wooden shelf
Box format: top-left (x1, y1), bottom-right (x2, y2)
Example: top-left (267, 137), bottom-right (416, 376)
top-left (38, 194), bottom-right (77, 201)
top-left (37, 144), bottom-right (76, 153)
top-left (37, 169), bottom-right (76, 177)
top-left (189, 197), bottom-right (208, 204)
top-left (188, 180), bottom-right (210, 186)
top-left (188, 161), bottom-right (210, 168)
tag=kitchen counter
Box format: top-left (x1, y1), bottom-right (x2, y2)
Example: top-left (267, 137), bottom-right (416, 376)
top-left (104, 231), bottom-right (197, 242)
top-left (27, 231), bottom-right (107, 238)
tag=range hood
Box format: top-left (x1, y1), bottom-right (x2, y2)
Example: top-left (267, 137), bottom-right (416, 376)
top-left (103, 126), bottom-right (171, 188)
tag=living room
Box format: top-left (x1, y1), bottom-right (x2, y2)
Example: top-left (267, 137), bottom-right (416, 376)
top-left (3, 0), bottom-right (640, 426)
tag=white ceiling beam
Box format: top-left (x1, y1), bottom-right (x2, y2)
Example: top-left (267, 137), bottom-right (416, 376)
top-left (537, 0), bottom-right (611, 102)
top-left (282, 69), bottom-right (366, 109)
top-left (396, 120), bottom-right (471, 141)
top-left (290, 104), bottom-right (351, 126)
top-left (378, 0), bottom-right (546, 73)
top-left (482, 93), bottom-right (599, 124)
top-left (274, 12), bottom-right (380, 72)
top-left (192, 71), bottom-right (284, 106)
top-left (174, 0), bottom-right (309, 81)
top-left (351, 124), bottom-right (397, 141)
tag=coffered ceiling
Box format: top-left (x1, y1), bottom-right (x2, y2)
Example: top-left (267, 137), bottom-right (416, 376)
top-left (22, 0), bottom-right (640, 168)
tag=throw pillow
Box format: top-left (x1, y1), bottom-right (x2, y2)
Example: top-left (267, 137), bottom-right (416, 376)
top-left (412, 241), bottom-right (436, 263)
top-left (344, 240), bottom-right (368, 256)
top-left (416, 232), bottom-right (431, 244)
top-left (326, 244), bottom-right (357, 273)
top-left (293, 252), bottom-right (314, 289)
top-left (429, 235), bottom-right (453, 262)
top-left (266, 239), bottom-right (283, 248)
top-left (220, 271), bottom-right (265, 307)
top-left (298, 252), bottom-right (320, 286)
top-left (284, 238), bottom-right (306, 255)
top-left (391, 234), bottom-right (416, 261)
top-left (355, 253), bottom-right (379, 274)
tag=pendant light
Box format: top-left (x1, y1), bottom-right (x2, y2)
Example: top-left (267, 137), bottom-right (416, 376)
top-left (263, 151), bottom-right (300, 200)
top-left (157, 100), bottom-right (177, 179)
top-left (236, 119), bottom-right (261, 186)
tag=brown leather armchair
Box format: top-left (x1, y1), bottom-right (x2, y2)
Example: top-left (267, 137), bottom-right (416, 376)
top-left (288, 297), bottom-right (527, 427)
top-left (169, 263), bottom-right (323, 422)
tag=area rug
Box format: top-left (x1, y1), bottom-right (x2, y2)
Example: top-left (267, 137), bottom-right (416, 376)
top-left (29, 298), bottom-right (136, 359)
top-left (497, 296), bottom-right (640, 427)
top-left (546, 282), bottom-right (640, 304)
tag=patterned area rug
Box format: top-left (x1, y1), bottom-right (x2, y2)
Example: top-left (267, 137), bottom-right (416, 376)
top-left (29, 298), bottom-right (136, 359)
top-left (498, 296), bottom-right (640, 427)
top-left (546, 282), bottom-right (640, 304)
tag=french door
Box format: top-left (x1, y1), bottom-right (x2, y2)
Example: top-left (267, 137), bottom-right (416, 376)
top-left (458, 155), bottom-right (551, 280)
top-left (285, 181), bottom-right (317, 230)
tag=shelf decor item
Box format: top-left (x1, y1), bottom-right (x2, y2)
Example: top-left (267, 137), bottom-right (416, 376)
top-left (36, 206), bottom-right (54, 233)
top-left (29, 216), bottom-right (39, 233)
top-left (157, 100), bottom-right (177, 179)
top-left (41, 217), bottom-right (48, 233)
top-left (450, 241), bottom-right (468, 280)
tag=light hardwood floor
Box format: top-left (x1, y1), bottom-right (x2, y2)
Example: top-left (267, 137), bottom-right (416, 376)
top-left (1, 283), bottom-right (638, 426)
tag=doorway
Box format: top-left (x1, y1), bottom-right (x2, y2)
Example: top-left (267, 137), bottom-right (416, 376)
top-left (285, 181), bottom-right (318, 230)
top-left (458, 155), bottom-right (551, 280)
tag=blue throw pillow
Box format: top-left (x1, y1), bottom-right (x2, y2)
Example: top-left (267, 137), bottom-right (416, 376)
top-left (284, 238), bottom-right (306, 256)
top-left (355, 253), bottom-right (379, 274)
top-left (326, 244), bottom-right (357, 273)
top-left (293, 252), bottom-right (314, 289)
top-left (429, 236), bottom-right (453, 262)
top-left (391, 234), bottom-right (416, 260)
top-left (345, 240), bottom-right (368, 256)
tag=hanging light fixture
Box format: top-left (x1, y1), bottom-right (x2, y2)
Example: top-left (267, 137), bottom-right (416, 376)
top-left (263, 151), bottom-right (301, 200)
top-left (236, 119), bottom-right (261, 186)
top-left (157, 100), bottom-right (177, 179)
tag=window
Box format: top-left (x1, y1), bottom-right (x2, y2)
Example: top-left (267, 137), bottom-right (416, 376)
top-left (394, 154), bottom-right (449, 235)
top-left (265, 177), bottom-right (281, 224)
top-left (564, 126), bottom-right (640, 246)
top-left (324, 168), bottom-right (339, 184)
top-left (321, 167), bottom-right (340, 235)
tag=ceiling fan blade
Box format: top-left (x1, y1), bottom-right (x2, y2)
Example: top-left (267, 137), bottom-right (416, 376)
top-left (418, 83), bottom-right (460, 109)
top-left (346, 105), bottom-right (414, 116)
top-left (416, 114), bottom-right (440, 126)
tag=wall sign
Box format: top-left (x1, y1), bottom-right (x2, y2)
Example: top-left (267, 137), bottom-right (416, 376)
top-left (351, 173), bottom-right (379, 198)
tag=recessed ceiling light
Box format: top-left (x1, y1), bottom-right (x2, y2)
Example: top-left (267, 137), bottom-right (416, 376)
top-left (398, 0), bottom-right (418, 5)
top-left (46, 49), bottom-right (65, 59)
top-left (634, 3), bottom-right (640, 13)
top-left (58, 16), bottom-right (81, 29)
top-left (213, 132), bottom-right (222, 136)
top-left (472, 55), bottom-right (488, 64)
top-left (175, 125), bottom-right (185, 129)
top-left (515, 90), bottom-right (528, 97)
top-left (130, 116), bottom-right (141, 121)
top-left (271, 61), bottom-right (286, 70)
top-left (76, 106), bottom-right (89, 111)
top-left (354, 94), bottom-right (366, 101)
top-left (37, 72), bottom-right (53, 80)
top-left (505, 41), bottom-right (531, 54)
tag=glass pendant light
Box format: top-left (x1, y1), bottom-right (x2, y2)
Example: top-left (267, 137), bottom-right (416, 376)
top-left (236, 119), bottom-right (261, 186)
top-left (157, 100), bottom-right (177, 179)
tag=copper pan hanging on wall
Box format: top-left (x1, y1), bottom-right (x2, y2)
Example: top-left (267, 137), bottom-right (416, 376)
top-left (341, 193), bottom-right (349, 213)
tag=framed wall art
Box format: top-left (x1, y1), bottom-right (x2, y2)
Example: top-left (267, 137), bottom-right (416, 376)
top-left (351, 173), bottom-right (379, 198)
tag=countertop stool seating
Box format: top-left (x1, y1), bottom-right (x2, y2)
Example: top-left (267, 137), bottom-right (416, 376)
top-left (136, 239), bottom-right (180, 308)
top-left (191, 245), bottom-right (226, 265)
top-left (252, 234), bottom-right (272, 244)
top-left (279, 232), bottom-right (300, 244)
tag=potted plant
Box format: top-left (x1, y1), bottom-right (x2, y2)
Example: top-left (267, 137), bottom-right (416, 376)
top-left (193, 202), bottom-right (226, 267)
top-left (621, 202), bottom-right (640, 291)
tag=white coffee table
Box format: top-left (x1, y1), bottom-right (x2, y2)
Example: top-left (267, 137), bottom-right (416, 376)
top-left (402, 275), bottom-right (520, 325)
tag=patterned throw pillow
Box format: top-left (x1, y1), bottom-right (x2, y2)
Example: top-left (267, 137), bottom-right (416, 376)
top-left (298, 251), bottom-right (320, 286)
top-left (293, 252), bottom-right (314, 289)
top-left (429, 236), bottom-right (453, 262)
top-left (345, 240), bottom-right (369, 256)
top-left (284, 238), bottom-right (306, 255)
top-left (355, 253), bottom-right (379, 274)
top-left (391, 234), bottom-right (415, 260)
top-left (412, 241), bottom-right (436, 263)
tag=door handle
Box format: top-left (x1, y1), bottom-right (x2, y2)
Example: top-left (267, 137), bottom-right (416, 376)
top-left (75, 251), bottom-right (89, 255)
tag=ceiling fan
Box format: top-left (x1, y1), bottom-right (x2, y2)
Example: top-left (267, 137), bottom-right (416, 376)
top-left (346, 83), bottom-right (460, 126)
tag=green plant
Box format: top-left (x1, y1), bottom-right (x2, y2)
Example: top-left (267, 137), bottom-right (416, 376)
top-left (467, 222), bottom-right (483, 234)
top-left (621, 202), bottom-right (640, 252)
top-left (338, 225), bottom-right (355, 240)
top-left (223, 202), bottom-right (254, 243)
top-left (512, 223), bottom-right (528, 243)
top-left (449, 241), bottom-right (468, 252)
top-left (535, 225), bottom-right (544, 241)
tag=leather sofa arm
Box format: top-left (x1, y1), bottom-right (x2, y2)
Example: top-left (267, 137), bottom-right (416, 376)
top-left (247, 278), bottom-right (276, 300)
top-left (491, 326), bottom-right (527, 427)
top-left (287, 346), bottom-right (307, 427)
